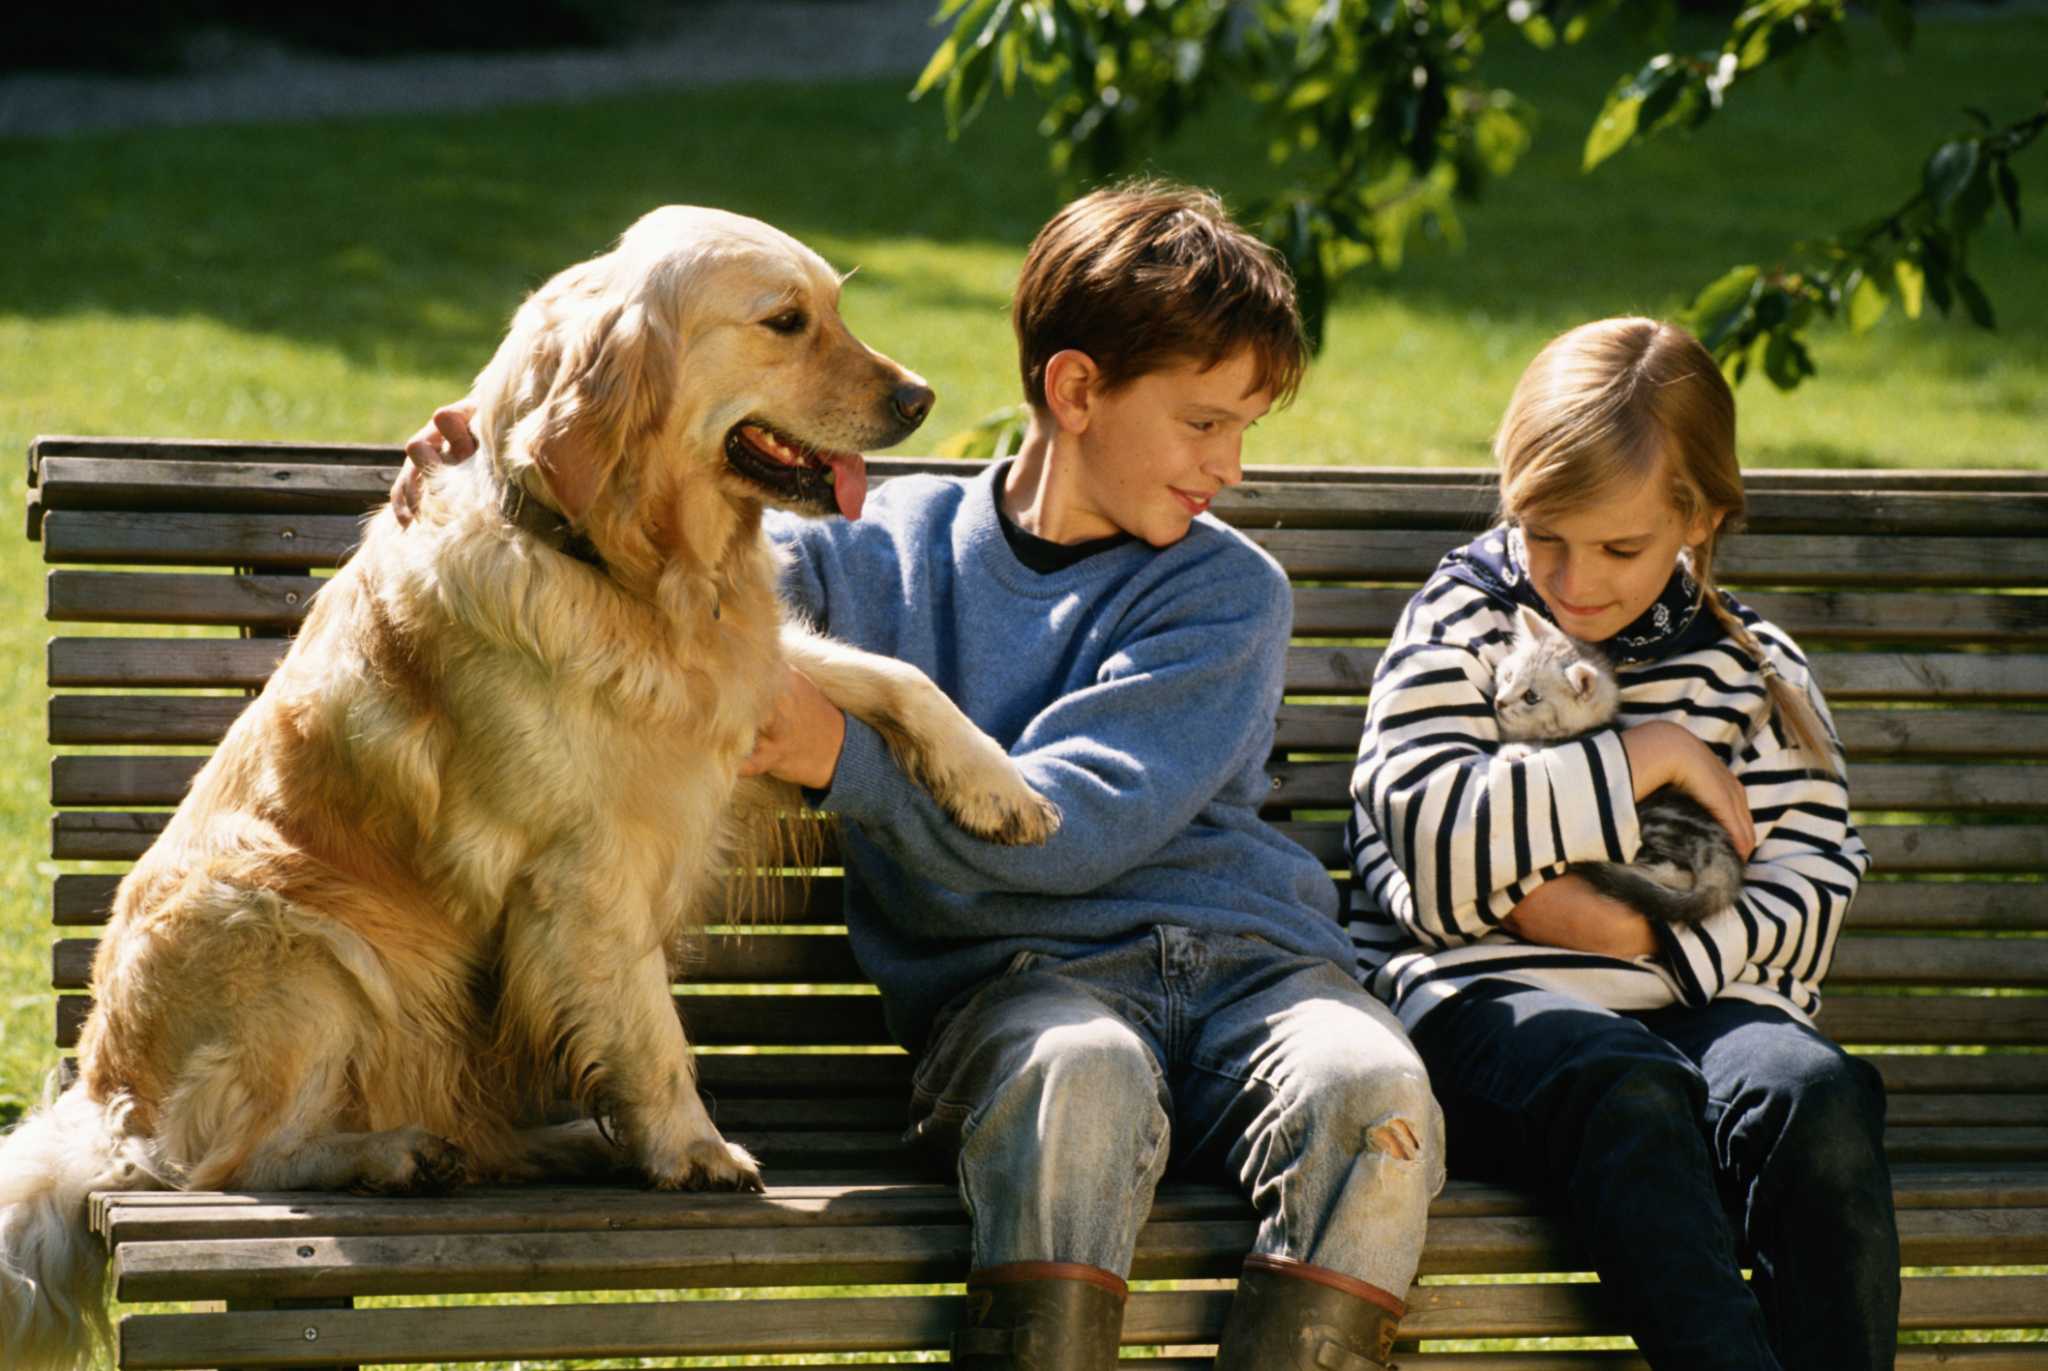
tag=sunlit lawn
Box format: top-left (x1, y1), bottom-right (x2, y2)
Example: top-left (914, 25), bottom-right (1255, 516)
top-left (2, 5), bottom-right (2044, 1364)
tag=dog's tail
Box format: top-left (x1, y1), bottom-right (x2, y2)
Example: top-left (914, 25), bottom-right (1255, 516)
top-left (0, 1075), bottom-right (168, 1371)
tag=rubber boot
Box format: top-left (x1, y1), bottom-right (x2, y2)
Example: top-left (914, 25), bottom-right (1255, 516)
top-left (950, 1261), bottom-right (1126, 1369)
top-left (1213, 1253), bottom-right (1406, 1370)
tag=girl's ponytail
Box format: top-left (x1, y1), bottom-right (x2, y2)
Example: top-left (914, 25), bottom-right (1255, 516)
top-left (1693, 540), bottom-right (1841, 774)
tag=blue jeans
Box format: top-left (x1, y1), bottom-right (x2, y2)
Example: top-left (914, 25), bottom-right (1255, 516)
top-left (1409, 980), bottom-right (1899, 1371)
top-left (906, 925), bottom-right (1444, 1295)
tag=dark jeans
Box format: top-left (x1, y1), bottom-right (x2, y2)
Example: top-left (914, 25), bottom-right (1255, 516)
top-left (1409, 981), bottom-right (1899, 1371)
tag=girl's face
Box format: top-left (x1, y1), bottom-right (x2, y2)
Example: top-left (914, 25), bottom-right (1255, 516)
top-left (1516, 468), bottom-right (1718, 642)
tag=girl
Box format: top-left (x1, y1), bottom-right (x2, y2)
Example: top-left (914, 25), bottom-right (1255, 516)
top-left (1345, 318), bottom-right (1898, 1369)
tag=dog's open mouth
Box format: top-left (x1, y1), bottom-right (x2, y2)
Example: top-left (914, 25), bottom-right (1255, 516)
top-left (724, 421), bottom-right (868, 520)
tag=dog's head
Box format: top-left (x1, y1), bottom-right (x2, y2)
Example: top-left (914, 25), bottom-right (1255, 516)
top-left (470, 206), bottom-right (933, 580)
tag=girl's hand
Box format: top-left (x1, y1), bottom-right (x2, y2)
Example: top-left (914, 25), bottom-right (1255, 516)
top-left (739, 665), bottom-right (847, 791)
top-left (1622, 720), bottom-right (1756, 858)
top-left (391, 399), bottom-right (480, 526)
top-left (1505, 876), bottom-right (1658, 958)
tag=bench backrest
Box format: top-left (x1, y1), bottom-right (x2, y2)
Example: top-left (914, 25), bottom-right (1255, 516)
top-left (31, 438), bottom-right (2048, 1172)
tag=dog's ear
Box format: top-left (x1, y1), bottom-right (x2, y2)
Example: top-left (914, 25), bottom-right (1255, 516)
top-left (517, 274), bottom-right (679, 523)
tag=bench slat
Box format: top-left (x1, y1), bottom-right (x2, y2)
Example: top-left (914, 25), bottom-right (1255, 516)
top-left (107, 1202), bottom-right (2048, 1305)
top-left (1283, 648), bottom-right (2048, 702)
top-left (51, 813), bottom-right (2048, 873)
top-left (51, 932), bottom-right (2048, 992)
top-left (41, 510), bottom-right (365, 569)
top-left (57, 753), bottom-right (2046, 813)
top-left (1270, 704), bottom-right (2048, 758)
top-left (55, 987), bottom-right (2048, 1051)
top-left (1292, 585), bottom-right (2048, 644)
top-left (46, 689), bottom-right (2048, 768)
top-left (1246, 530), bottom-right (2048, 587)
top-left (45, 876), bottom-right (2048, 940)
top-left (95, 1166), bottom-right (2048, 1248)
top-left (1265, 760), bottom-right (2048, 814)
top-left (105, 1276), bottom-right (2048, 1368)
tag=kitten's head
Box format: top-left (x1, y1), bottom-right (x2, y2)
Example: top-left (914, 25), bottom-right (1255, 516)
top-left (1493, 604), bottom-right (1620, 743)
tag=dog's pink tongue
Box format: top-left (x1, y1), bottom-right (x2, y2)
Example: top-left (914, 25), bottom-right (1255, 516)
top-left (825, 452), bottom-right (868, 520)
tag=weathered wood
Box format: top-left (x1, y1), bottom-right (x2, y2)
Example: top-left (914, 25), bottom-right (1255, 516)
top-left (1868, 1053), bottom-right (2048, 1095)
top-left (1290, 585), bottom-right (2048, 643)
top-left (108, 1201), bottom-right (2048, 1304)
top-left (1283, 647), bottom-right (2048, 702)
top-left (51, 930), bottom-right (2048, 994)
top-left (95, 1166), bottom-right (2048, 1251)
top-left (1266, 759), bottom-right (2048, 813)
top-left (48, 870), bottom-right (2046, 938)
top-left (107, 1272), bottom-right (2048, 1366)
top-left (1257, 820), bottom-right (2048, 875)
top-left (41, 510), bottom-right (365, 569)
top-left (1272, 704), bottom-right (2048, 759)
top-left (47, 570), bottom-right (322, 628)
top-left (36, 457), bottom-right (399, 516)
top-left (1247, 529), bottom-right (2048, 587)
top-left (48, 638), bottom-right (288, 689)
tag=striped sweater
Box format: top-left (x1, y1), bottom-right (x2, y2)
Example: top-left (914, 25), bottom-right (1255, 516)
top-left (1345, 554), bottom-right (1870, 1032)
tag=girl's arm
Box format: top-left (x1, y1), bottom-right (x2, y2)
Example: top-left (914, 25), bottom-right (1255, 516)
top-left (1651, 670), bottom-right (1869, 1009)
top-left (1348, 588), bottom-right (1643, 946)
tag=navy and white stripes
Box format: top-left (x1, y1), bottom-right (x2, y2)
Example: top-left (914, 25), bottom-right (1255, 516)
top-left (1346, 571), bottom-right (1869, 1032)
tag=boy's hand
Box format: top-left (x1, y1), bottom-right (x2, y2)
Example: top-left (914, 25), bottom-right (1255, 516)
top-left (1504, 875), bottom-right (1658, 959)
top-left (392, 399), bottom-right (480, 526)
top-left (740, 665), bottom-right (847, 792)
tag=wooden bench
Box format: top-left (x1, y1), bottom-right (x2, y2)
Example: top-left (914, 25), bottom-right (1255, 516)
top-left (26, 435), bottom-right (2048, 1368)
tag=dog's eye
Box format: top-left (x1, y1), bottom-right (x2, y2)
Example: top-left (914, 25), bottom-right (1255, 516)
top-left (762, 309), bottom-right (807, 336)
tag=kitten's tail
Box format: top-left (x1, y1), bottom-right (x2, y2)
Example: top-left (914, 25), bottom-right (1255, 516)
top-left (0, 1077), bottom-right (168, 1371)
top-left (1569, 855), bottom-right (1745, 928)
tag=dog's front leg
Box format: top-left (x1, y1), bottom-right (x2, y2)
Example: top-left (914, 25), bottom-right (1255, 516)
top-left (499, 880), bottom-right (761, 1192)
top-left (780, 625), bottom-right (1059, 845)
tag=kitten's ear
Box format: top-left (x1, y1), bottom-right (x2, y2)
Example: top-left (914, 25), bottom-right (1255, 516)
top-left (1516, 605), bottom-right (1551, 641)
top-left (1566, 661), bottom-right (1600, 699)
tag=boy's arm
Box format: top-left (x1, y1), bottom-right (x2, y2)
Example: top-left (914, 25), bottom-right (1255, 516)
top-left (814, 562), bottom-right (1296, 896)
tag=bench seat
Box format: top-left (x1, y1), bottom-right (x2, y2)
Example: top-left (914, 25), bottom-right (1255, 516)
top-left (24, 436), bottom-right (2048, 1366)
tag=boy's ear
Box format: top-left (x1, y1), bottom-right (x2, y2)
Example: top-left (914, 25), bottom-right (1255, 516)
top-left (1042, 349), bottom-right (1101, 434)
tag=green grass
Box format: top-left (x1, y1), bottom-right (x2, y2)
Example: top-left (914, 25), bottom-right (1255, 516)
top-left (2, 7), bottom-right (2045, 1364)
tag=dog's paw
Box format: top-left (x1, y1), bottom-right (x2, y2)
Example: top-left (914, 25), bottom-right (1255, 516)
top-left (645, 1135), bottom-right (764, 1193)
top-left (949, 781), bottom-right (1062, 847)
top-left (351, 1127), bottom-right (468, 1195)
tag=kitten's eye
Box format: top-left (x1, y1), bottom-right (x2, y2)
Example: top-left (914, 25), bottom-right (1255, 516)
top-left (1522, 689), bottom-right (1541, 705)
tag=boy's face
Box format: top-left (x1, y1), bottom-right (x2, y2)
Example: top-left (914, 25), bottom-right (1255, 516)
top-left (1059, 348), bottom-right (1270, 548)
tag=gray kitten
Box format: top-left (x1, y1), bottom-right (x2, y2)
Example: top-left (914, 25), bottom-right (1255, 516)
top-left (1493, 605), bottom-right (1745, 927)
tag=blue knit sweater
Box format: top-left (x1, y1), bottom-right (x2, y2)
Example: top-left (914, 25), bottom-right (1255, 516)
top-left (768, 462), bottom-right (1349, 1049)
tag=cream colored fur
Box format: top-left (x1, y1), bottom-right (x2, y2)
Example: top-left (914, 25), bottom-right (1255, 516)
top-left (0, 206), bottom-right (1057, 1371)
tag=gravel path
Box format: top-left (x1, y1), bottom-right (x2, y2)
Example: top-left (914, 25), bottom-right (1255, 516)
top-left (0, 0), bottom-right (939, 139)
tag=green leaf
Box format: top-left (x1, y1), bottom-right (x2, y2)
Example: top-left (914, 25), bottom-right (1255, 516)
top-left (911, 32), bottom-right (961, 101)
top-left (1997, 159), bottom-right (2023, 233)
top-left (1847, 271), bottom-right (1888, 334)
top-left (1893, 258), bottom-right (1925, 320)
top-left (1686, 264), bottom-right (1763, 350)
top-left (1583, 81), bottom-right (1643, 172)
top-left (1924, 140), bottom-right (1981, 217)
top-left (1762, 329), bottom-right (1814, 391)
top-left (1955, 270), bottom-right (1997, 330)
top-left (935, 404), bottom-right (1030, 460)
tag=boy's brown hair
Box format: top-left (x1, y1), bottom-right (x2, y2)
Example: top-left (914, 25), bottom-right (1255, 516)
top-left (1012, 180), bottom-right (1307, 410)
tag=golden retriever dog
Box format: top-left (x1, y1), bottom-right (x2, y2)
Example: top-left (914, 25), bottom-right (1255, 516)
top-left (0, 206), bottom-right (1059, 1371)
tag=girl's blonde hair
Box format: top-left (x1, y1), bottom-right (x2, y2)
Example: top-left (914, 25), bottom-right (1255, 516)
top-left (1493, 317), bottom-right (1837, 767)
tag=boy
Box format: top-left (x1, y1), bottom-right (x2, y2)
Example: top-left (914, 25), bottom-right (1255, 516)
top-left (401, 182), bottom-right (1440, 1369)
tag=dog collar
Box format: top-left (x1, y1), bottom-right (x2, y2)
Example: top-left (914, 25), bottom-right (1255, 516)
top-left (500, 481), bottom-right (607, 573)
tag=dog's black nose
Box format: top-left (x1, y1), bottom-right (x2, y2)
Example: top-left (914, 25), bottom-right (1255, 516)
top-left (892, 383), bottom-right (935, 427)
